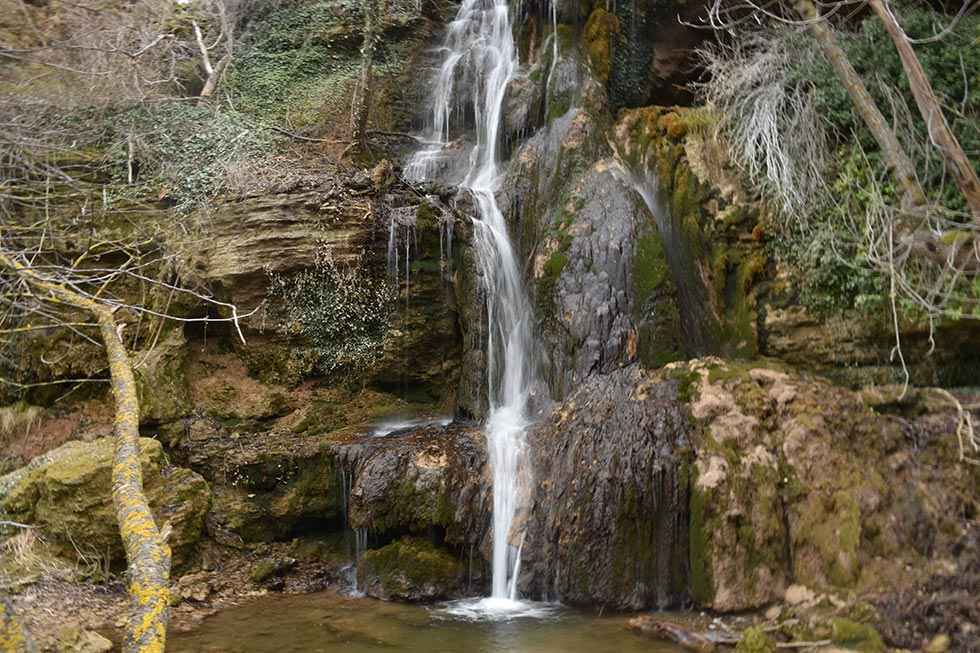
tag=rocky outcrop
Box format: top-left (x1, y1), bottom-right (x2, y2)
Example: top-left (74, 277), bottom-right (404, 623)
top-left (683, 359), bottom-right (978, 612)
top-left (0, 437), bottom-right (209, 568)
top-left (522, 366), bottom-right (690, 609)
top-left (338, 422), bottom-right (489, 549)
top-left (516, 358), bottom-right (976, 613)
top-left (499, 41), bottom-right (651, 402)
top-left (613, 105), bottom-right (980, 384)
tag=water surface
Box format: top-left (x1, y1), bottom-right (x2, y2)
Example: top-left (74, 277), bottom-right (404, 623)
top-left (169, 592), bottom-right (684, 653)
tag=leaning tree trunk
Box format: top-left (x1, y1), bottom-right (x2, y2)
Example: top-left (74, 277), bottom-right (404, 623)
top-left (350, 0), bottom-right (380, 151)
top-left (792, 0), bottom-right (927, 210)
top-left (193, 18), bottom-right (233, 101)
top-left (96, 304), bottom-right (171, 653)
top-left (868, 0), bottom-right (980, 222)
top-left (0, 597), bottom-right (37, 653)
top-left (0, 254), bottom-right (171, 653)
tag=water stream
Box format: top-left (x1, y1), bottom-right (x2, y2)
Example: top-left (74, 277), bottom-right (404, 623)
top-left (406, 0), bottom-right (539, 616)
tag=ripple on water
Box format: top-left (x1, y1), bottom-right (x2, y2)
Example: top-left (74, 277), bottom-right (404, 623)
top-left (433, 597), bottom-right (562, 622)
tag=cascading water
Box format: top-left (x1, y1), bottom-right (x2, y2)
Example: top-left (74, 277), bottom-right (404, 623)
top-left (406, 0), bottom-right (545, 617)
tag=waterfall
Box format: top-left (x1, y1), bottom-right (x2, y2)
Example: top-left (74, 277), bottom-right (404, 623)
top-left (407, 0), bottom-right (540, 612)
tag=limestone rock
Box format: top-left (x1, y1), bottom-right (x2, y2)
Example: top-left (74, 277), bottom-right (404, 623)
top-left (166, 417), bottom-right (342, 543)
top-left (57, 627), bottom-right (112, 653)
top-left (784, 584), bottom-right (816, 606)
top-left (340, 422), bottom-right (489, 548)
top-left (684, 358), bottom-right (973, 612)
top-left (521, 366), bottom-right (690, 610)
top-left (174, 571), bottom-right (213, 603)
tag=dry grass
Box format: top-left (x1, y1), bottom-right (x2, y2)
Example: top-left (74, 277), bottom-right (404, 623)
top-left (0, 402), bottom-right (42, 456)
top-left (0, 528), bottom-right (71, 590)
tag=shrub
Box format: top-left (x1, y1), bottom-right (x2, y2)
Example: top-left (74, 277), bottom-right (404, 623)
top-left (268, 252), bottom-right (397, 381)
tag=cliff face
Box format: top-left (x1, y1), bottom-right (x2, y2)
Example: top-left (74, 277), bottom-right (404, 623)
top-left (2, 1), bottom-right (978, 644)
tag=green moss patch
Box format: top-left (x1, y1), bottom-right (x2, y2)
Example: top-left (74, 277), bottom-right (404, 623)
top-left (360, 536), bottom-right (461, 601)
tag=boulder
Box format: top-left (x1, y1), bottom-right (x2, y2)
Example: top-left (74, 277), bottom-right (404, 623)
top-left (359, 536), bottom-right (463, 601)
top-left (340, 422), bottom-right (489, 549)
top-left (0, 437), bottom-right (209, 569)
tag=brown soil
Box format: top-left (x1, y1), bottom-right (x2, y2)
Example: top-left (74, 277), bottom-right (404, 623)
top-left (875, 526), bottom-right (979, 651)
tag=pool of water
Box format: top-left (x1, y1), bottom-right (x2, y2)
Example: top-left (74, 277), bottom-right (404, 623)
top-left (168, 592), bottom-right (685, 653)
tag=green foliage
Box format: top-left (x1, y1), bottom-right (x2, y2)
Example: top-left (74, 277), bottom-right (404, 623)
top-left (736, 626), bottom-right (776, 653)
top-left (830, 618), bottom-right (885, 652)
top-left (787, 4), bottom-right (980, 207)
top-left (106, 103), bottom-right (275, 211)
top-left (228, 0), bottom-right (359, 121)
top-left (226, 0), bottom-right (409, 127)
top-left (769, 6), bottom-right (980, 316)
top-left (268, 254), bottom-right (397, 380)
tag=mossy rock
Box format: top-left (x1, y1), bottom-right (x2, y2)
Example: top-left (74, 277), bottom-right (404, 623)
top-left (735, 626), bottom-right (776, 653)
top-left (249, 556), bottom-right (296, 584)
top-left (359, 536), bottom-right (462, 601)
top-left (0, 437), bottom-right (209, 570)
top-left (830, 618), bottom-right (885, 652)
top-left (135, 327), bottom-right (192, 423)
top-left (583, 8), bottom-right (619, 83)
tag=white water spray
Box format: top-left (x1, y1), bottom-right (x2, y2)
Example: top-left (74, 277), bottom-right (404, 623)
top-left (407, 0), bottom-right (541, 614)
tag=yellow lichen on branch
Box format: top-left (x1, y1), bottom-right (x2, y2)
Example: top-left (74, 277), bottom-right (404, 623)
top-left (0, 252), bottom-right (171, 653)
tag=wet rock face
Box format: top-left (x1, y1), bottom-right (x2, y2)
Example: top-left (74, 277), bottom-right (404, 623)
top-left (521, 366), bottom-right (691, 610)
top-left (603, 0), bottom-right (709, 109)
top-left (338, 422), bottom-right (491, 551)
top-left (498, 45), bottom-right (650, 403)
top-left (541, 162), bottom-right (646, 396)
top-left (0, 437), bottom-right (209, 569)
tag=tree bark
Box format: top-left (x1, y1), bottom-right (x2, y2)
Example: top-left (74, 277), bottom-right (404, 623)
top-left (193, 8), bottom-right (233, 101)
top-left (0, 254), bottom-right (171, 653)
top-left (868, 0), bottom-right (980, 222)
top-left (792, 0), bottom-right (927, 209)
top-left (350, 0), bottom-right (380, 151)
top-left (0, 597), bottom-right (37, 653)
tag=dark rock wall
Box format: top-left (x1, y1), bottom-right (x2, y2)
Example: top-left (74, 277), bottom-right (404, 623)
top-left (521, 367), bottom-right (690, 609)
